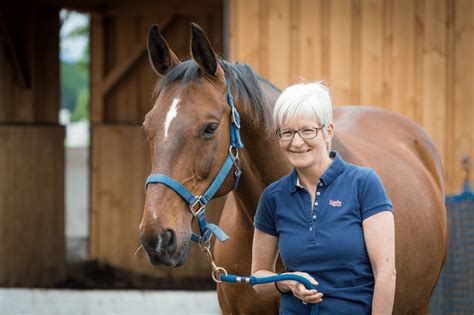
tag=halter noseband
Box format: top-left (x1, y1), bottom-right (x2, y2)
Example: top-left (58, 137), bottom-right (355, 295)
top-left (144, 78), bottom-right (243, 245)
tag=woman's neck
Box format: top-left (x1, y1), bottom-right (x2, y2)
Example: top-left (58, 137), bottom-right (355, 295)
top-left (296, 155), bottom-right (333, 191)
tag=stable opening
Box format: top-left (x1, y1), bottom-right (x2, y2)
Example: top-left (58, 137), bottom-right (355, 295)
top-left (59, 9), bottom-right (90, 263)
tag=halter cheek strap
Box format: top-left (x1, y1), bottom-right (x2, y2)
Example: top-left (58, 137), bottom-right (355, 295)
top-left (144, 78), bottom-right (243, 244)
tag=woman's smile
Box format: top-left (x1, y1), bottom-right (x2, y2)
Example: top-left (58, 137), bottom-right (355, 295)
top-left (289, 149), bottom-right (311, 154)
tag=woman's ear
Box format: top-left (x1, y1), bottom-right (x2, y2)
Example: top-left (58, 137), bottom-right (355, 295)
top-left (326, 123), bottom-right (335, 138)
top-left (325, 122), bottom-right (335, 150)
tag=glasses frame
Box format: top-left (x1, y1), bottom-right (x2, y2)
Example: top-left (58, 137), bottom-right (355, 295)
top-left (276, 124), bottom-right (326, 141)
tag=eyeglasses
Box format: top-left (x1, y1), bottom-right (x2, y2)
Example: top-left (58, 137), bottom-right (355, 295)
top-left (276, 125), bottom-right (325, 141)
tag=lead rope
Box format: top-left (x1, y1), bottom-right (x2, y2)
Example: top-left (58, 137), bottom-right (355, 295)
top-left (198, 237), bottom-right (320, 315)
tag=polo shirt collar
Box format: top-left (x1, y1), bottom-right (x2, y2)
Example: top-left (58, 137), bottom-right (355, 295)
top-left (289, 150), bottom-right (346, 193)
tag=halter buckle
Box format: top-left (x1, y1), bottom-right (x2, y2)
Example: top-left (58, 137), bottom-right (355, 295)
top-left (189, 196), bottom-right (206, 217)
top-left (231, 107), bottom-right (241, 129)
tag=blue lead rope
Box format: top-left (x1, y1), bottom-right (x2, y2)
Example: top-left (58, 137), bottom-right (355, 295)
top-left (220, 273), bottom-right (320, 315)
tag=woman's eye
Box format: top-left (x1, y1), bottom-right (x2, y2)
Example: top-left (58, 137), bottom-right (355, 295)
top-left (202, 123), bottom-right (219, 137)
top-left (302, 128), bottom-right (316, 135)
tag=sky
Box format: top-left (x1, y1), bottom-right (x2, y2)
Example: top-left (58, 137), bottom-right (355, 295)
top-left (60, 10), bottom-right (89, 63)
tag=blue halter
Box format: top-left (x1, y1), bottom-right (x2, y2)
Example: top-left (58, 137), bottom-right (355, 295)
top-left (145, 78), bottom-right (243, 245)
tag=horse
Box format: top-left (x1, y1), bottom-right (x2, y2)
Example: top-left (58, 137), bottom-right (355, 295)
top-left (139, 23), bottom-right (447, 315)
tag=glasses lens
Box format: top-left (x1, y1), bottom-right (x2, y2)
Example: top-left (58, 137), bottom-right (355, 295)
top-left (300, 128), bottom-right (318, 139)
top-left (278, 130), bottom-right (294, 140)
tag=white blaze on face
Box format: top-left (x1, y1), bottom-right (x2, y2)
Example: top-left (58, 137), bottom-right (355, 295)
top-left (164, 98), bottom-right (180, 140)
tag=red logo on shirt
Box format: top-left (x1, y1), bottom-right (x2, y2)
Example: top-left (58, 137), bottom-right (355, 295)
top-left (329, 199), bottom-right (342, 207)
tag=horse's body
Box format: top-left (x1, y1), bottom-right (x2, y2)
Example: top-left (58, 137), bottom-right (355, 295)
top-left (215, 101), bottom-right (447, 315)
top-left (140, 23), bottom-right (447, 315)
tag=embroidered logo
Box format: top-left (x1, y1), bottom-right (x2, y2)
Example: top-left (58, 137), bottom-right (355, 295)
top-left (329, 199), bottom-right (342, 207)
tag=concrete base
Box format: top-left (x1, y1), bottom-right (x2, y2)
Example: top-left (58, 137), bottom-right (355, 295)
top-left (0, 289), bottom-right (220, 315)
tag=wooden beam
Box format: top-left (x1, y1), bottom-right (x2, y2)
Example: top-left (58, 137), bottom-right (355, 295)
top-left (100, 15), bottom-right (174, 97)
top-left (0, 12), bottom-right (30, 88)
top-left (101, 43), bottom-right (146, 96)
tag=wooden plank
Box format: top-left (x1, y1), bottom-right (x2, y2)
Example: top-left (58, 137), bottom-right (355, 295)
top-left (103, 16), bottom-right (137, 122)
top-left (267, 0), bottom-right (291, 89)
top-left (413, 0), bottom-right (425, 125)
top-left (449, 0), bottom-right (474, 193)
top-left (0, 125), bottom-right (65, 286)
top-left (0, 11), bottom-right (30, 88)
top-left (229, 0), bottom-right (261, 69)
top-left (90, 125), bottom-right (225, 277)
top-left (422, 0), bottom-right (447, 169)
top-left (0, 34), bottom-right (15, 122)
top-left (295, 0), bottom-right (324, 83)
top-left (32, 4), bottom-right (60, 123)
top-left (104, 2), bottom-right (223, 17)
top-left (350, 0), bottom-right (362, 104)
top-left (327, 0), bottom-right (353, 105)
top-left (102, 43), bottom-right (147, 97)
top-left (360, 0), bottom-right (385, 107)
top-left (390, 0), bottom-right (416, 119)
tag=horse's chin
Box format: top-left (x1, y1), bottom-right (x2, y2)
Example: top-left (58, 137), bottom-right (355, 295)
top-left (147, 241), bottom-right (190, 267)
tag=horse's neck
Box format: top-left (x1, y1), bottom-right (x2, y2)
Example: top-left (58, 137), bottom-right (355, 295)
top-left (232, 83), bottom-right (291, 223)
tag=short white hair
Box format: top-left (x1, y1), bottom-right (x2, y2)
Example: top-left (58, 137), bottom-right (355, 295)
top-left (273, 81), bottom-right (333, 130)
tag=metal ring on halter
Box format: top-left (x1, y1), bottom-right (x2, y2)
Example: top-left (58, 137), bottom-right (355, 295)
top-left (189, 196), bottom-right (206, 217)
top-left (231, 107), bottom-right (241, 129)
top-left (212, 267), bottom-right (228, 283)
top-left (229, 146), bottom-right (239, 159)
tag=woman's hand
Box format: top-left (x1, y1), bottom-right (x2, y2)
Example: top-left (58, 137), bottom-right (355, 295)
top-left (277, 272), bottom-right (323, 304)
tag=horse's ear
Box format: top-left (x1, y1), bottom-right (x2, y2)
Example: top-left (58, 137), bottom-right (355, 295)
top-left (147, 24), bottom-right (180, 77)
top-left (190, 23), bottom-right (222, 77)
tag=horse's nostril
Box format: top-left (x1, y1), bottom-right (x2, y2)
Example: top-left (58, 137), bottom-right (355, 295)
top-left (140, 233), bottom-right (157, 253)
top-left (161, 229), bottom-right (177, 254)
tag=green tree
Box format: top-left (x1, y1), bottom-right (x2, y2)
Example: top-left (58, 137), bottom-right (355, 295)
top-left (60, 11), bottom-right (90, 118)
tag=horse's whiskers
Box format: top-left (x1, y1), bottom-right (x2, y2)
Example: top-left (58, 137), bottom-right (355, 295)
top-left (134, 245), bottom-right (146, 261)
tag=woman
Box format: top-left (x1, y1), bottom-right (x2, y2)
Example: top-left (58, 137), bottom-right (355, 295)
top-left (252, 82), bottom-right (396, 314)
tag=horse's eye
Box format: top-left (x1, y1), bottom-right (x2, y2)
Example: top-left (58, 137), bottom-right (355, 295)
top-left (202, 123), bottom-right (219, 138)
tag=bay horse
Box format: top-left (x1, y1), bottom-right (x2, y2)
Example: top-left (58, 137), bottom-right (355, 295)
top-left (139, 23), bottom-right (447, 315)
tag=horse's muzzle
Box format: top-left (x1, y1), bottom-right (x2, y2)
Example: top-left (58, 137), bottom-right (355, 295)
top-left (140, 229), bottom-right (189, 267)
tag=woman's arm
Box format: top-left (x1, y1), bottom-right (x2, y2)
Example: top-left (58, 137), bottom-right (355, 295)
top-left (251, 228), bottom-right (323, 303)
top-left (363, 211), bottom-right (396, 315)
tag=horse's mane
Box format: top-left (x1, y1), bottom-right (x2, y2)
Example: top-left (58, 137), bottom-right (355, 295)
top-left (153, 60), bottom-right (280, 132)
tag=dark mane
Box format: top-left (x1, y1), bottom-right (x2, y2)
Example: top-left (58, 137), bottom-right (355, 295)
top-left (154, 60), bottom-right (279, 132)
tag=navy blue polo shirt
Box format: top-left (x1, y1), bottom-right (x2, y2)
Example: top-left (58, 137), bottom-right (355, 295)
top-left (254, 151), bottom-right (393, 315)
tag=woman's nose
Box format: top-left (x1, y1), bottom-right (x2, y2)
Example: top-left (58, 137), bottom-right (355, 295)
top-left (291, 132), bottom-right (305, 144)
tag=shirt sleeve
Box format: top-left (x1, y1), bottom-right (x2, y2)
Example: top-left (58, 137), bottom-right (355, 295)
top-left (253, 188), bottom-right (278, 236)
top-left (359, 169), bottom-right (393, 221)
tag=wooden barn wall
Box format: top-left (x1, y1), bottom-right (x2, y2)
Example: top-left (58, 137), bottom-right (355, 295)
top-left (90, 1), bottom-right (224, 123)
top-left (229, 0), bottom-right (473, 194)
top-left (89, 1), bottom-right (224, 277)
top-left (0, 126), bottom-right (65, 286)
top-left (0, 3), bottom-right (65, 286)
top-left (0, 3), bottom-right (60, 123)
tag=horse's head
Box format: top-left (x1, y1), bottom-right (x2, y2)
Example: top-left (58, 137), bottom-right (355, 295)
top-left (139, 23), bottom-right (238, 267)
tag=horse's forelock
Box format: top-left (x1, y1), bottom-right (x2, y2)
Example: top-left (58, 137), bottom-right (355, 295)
top-left (150, 60), bottom-right (275, 133)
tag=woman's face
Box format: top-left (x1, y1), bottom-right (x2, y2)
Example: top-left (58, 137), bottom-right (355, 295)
top-left (278, 116), bottom-right (334, 170)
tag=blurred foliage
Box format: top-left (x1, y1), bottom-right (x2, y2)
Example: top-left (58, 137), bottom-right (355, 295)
top-left (71, 89), bottom-right (90, 122)
top-left (61, 62), bottom-right (88, 113)
top-left (60, 11), bottom-right (90, 121)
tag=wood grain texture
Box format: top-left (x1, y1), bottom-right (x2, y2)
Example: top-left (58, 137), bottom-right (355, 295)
top-left (0, 3), bottom-right (58, 124)
top-left (0, 125), bottom-right (65, 286)
top-left (229, 0), bottom-right (474, 193)
top-left (89, 1), bottom-right (224, 124)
